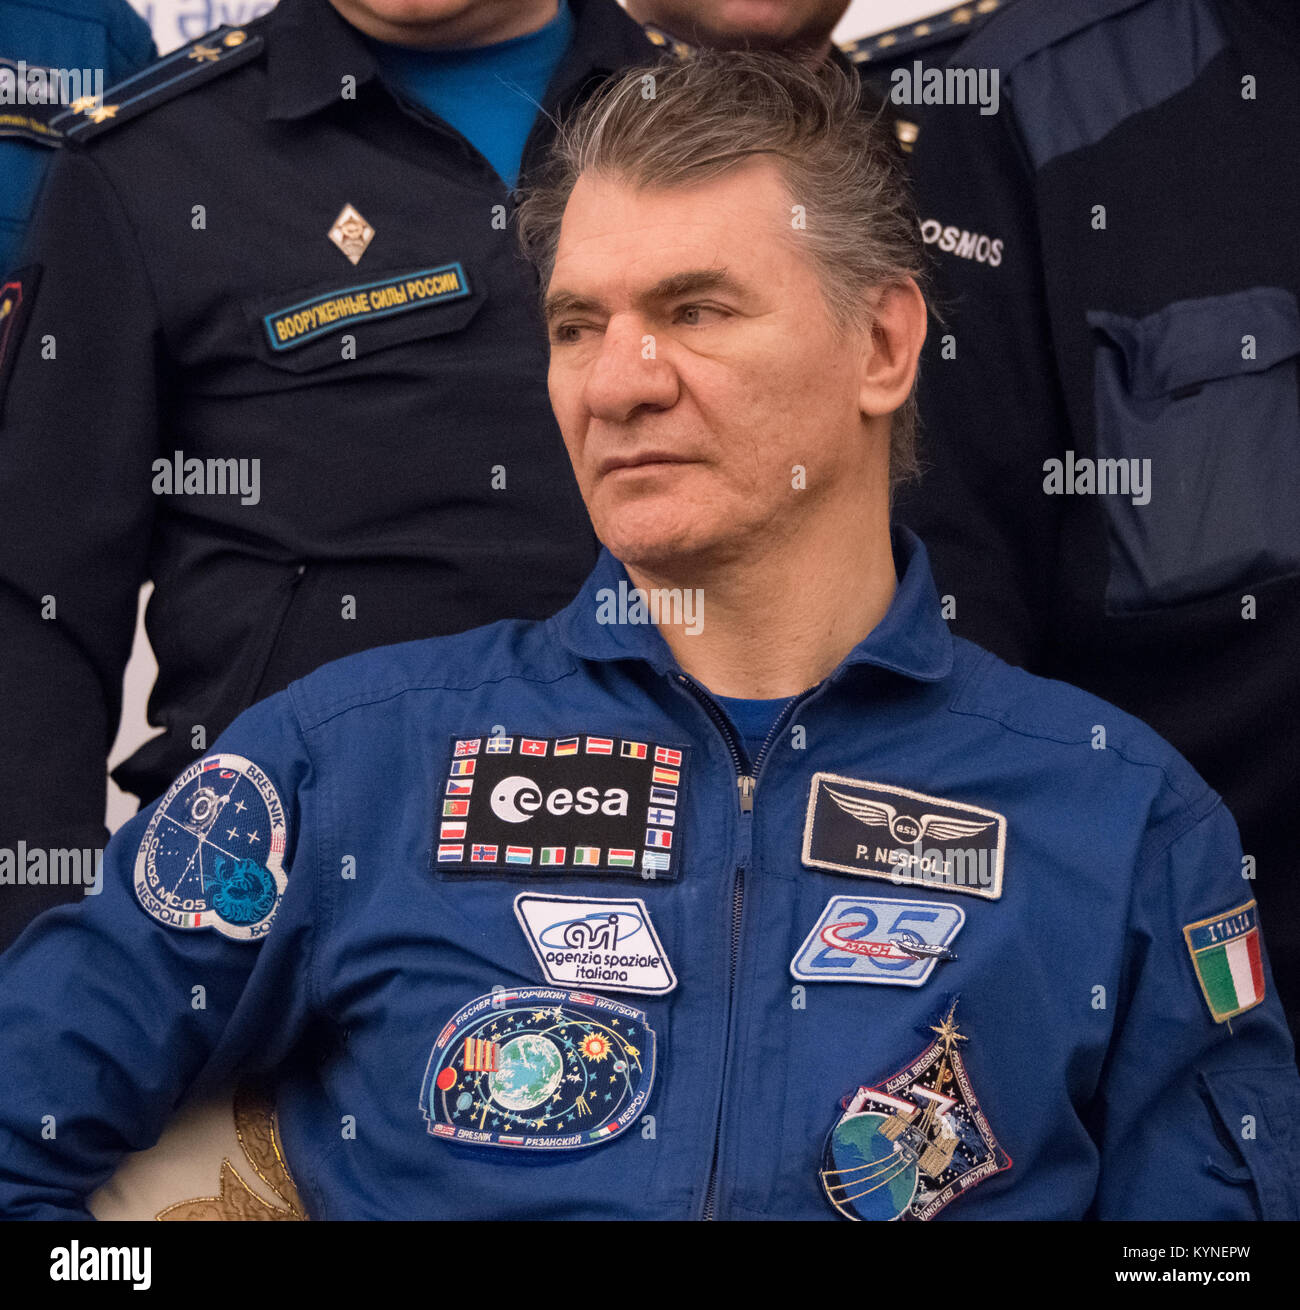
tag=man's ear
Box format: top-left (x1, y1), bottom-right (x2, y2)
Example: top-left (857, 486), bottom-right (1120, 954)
top-left (858, 278), bottom-right (927, 420)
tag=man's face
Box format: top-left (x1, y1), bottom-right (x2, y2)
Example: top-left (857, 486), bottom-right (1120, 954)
top-left (329, 0), bottom-right (558, 47)
top-left (545, 160), bottom-right (878, 574)
top-left (628, 0), bottom-right (851, 55)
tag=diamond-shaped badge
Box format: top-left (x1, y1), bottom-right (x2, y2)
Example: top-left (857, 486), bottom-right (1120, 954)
top-left (328, 204), bottom-right (375, 265)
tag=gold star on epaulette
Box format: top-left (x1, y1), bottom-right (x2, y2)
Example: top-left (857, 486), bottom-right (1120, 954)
top-left (188, 43), bottom-right (220, 63)
top-left (88, 104), bottom-right (119, 123)
top-left (69, 95), bottom-right (99, 115)
top-left (894, 118), bottom-right (919, 153)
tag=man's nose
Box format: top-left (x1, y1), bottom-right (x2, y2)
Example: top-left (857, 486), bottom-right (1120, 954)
top-left (582, 314), bottom-right (679, 422)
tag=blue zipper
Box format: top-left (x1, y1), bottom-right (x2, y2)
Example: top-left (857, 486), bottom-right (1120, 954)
top-left (673, 671), bottom-right (813, 1220)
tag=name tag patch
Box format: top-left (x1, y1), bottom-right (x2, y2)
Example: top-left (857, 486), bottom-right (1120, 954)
top-left (515, 893), bottom-right (676, 995)
top-left (420, 987), bottom-right (656, 1150)
top-left (802, 773), bottom-right (1006, 900)
top-left (434, 735), bottom-right (686, 880)
top-left (791, 895), bottom-right (963, 986)
top-left (263, 263), bottom-right (469, 350)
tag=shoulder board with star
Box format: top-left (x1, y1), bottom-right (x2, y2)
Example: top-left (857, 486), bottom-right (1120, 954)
top-left (48, 26), bottom-right (263, 145)
top-left (838, 1), bottom-right (1011, 68)
top-left (641, 23), bottom-right (696, 60)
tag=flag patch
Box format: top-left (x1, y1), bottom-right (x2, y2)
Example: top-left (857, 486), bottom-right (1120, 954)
top-left (1183, 900), bottom-right (1266, 1023)
top-left (431, 733), bottom-right (688, 880)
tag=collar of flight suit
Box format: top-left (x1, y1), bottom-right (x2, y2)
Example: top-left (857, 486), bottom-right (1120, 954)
top-left (263, 0), bottom-right (653, 125)
top-left (550, 523), bottom-right (956, 686)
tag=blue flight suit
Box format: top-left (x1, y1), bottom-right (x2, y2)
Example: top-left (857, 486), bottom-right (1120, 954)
top-left (0, 0), bottom-right (154, 275)
top-left (0, 529), bottom-right (1296, 1220)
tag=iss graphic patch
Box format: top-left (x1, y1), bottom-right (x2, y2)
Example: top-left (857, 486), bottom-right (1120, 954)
top-left (433, 734), bottom-right (687, 880)
top-left (514, 893), bottom-right (676, 995)
top-left (820, 1001), bottom-right (1010, 1221)
top-left (421, 987), bottom-right (656, 1150)
top-left (803, 773), bottom-right (1006, 900)
top-left (133, 753), bottom-right (288, 942)
top-left (791, 895), bottom-right (963, 986)
top-left (1183, 899), bottom-right (1266, 1024)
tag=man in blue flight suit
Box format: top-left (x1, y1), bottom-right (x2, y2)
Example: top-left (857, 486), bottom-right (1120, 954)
top-left (0, 53), bottom-right (1296, 1221)
top-left (0, 0), bottom-right (153, 275)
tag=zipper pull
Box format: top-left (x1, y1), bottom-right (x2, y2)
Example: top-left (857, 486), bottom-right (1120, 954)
top-left (737, 775), bottom-right (755, 814)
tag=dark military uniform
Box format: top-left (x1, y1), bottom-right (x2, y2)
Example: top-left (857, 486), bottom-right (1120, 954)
top-left (0, 0), bottom-right (659, 947)
top-left (0, 0), bottom-right (154, 275)
top-left (894, 0), bottom-right (1300, 1032)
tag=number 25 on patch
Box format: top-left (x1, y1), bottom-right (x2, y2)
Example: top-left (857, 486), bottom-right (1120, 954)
top-left (791, 896), bottom-right (964, 987)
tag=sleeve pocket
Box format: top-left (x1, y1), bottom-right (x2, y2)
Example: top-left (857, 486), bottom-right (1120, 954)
top-left (1201, 1066), bottom-right (1300, 1220)
top-left (1087, 287), bottom-right (1300, 612)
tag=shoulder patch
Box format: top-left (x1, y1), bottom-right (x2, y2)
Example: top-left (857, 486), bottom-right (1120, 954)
top-left (49, 26), bottom-right (263, 144)
top-left (0, 266), bottom-right (40, 416)
top-left (838, 0), bottom-right (1009, 68)
top-left (134, 753), bottom-right (288, 942)
top-left (641, 22), bottom-right (695, 59)
top-left (1184, 900), bottom-right (1265, 1024)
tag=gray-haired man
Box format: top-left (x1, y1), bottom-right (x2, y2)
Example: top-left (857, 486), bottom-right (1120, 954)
top-left (0, 53), bottom-right (1294, 1222)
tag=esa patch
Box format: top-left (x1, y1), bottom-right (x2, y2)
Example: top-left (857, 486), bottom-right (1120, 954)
top-left (420, 987), bottom-right (656, 1150)
top-left (802, 772), bottom-right (1005, 900)
top-left (434, 734), bottom-right (687, 880)
top-left (791, 895), bottom-right (963, 986)
top-left (1183, 899), bottom-right (1265, 1024)
top-left (262, 264), bottom-right (469, 350)
top-left (133, 753), bottom-right (288, 942)
top-left (514, 893), bottom-right (676, 996)
top-left (820, 1001), bottom-right (1010, 1221)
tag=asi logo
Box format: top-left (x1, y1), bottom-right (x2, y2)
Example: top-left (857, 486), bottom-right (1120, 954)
top-left (515, 893), bottom-right (676, 995)
top-left (490, 777), bottom-right (628, 823)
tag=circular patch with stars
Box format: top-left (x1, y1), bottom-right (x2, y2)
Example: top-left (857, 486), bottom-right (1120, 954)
top-left (133, 753), bottom-right (288, 942)
top-left (420, 987), bottom-right (657, 1150)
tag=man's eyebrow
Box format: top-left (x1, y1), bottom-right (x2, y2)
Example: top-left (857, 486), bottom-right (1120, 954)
top-left (543, 268), bottom-right (739, 325)
top-left (543, 290), bottom-right (601, 324)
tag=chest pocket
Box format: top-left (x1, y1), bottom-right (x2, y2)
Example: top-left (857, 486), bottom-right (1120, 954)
top-left (1087, 287), bottom-right (1300, 612)
top-left (249, 262), bottom-right (484, 374)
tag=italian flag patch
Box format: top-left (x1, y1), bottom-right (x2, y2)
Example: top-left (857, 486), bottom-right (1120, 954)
top-left (1183, 899), bottom-right (1265, 1023)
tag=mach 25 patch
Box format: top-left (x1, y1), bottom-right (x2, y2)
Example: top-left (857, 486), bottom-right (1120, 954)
top-left (802, 773), bottom-right (1006, 900)
top-left (434, 735), bottom-right (687, 880)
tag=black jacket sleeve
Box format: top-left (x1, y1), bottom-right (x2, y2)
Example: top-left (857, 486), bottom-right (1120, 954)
top-left (894, 97), bottom-right (1068, 671)
top-left (0, 145), bottom-right (161, 948)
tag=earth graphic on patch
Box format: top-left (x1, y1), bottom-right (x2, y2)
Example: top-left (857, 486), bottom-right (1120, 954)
top-left (827, 1113), bottom-right (919, 1220)
top-left (488, 1034), bottom-right (564, 1111)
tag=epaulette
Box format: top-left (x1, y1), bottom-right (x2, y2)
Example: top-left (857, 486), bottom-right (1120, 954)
top-left (641, 23), bottom-right (695, 60)
top-left (838, 1), bottom-right (1008, 68)
top-left (48, 25), bottom-right (263, 144)
top-left (0, 59), bottom-right (66, 147)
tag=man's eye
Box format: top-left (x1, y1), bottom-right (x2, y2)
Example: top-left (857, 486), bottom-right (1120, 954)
top-left (675, 304), bottom-right (723, 326)
top-left (551, 323), bottom-right (587, 343)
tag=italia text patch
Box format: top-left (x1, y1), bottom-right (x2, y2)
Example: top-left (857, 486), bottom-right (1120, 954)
top-left (791, 895), bottom-right (963, 986)
top-left (434, 734), bottom-right (686, 880)
top-left (263, 263), bottom-right (469, 350)
top-left (515, 893), bottom-right (676, 995)
top-left (1184, 900), bottom-right (1265, 1024)
top-left (803, 773), bottom-right (1005, 900)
